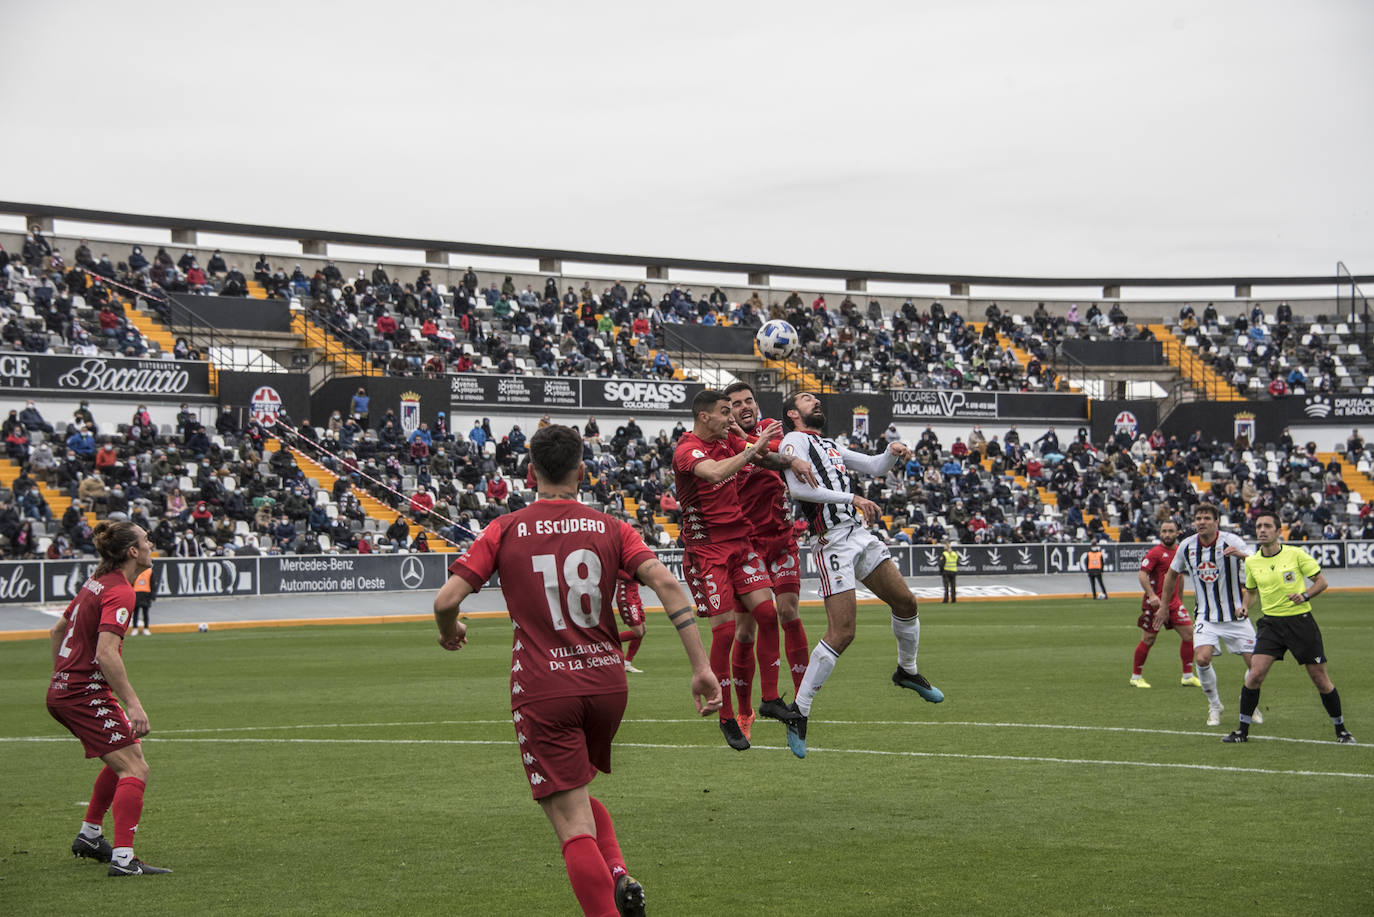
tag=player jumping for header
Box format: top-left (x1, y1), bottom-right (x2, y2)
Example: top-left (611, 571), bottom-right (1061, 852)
top-left (778, 392), bottom-right (944, 759)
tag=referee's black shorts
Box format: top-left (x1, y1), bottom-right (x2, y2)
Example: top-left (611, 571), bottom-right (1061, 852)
top-left (1255, 612), bottom-right (1327, 665)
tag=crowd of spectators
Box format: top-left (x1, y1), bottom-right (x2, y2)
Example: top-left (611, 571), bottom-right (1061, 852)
top-left (0, 227), bottom-right (160, 358)
top-left (2, 383), bottom-right (1372, 562)
top-left (1177, 301), bottom-right (1367, 399)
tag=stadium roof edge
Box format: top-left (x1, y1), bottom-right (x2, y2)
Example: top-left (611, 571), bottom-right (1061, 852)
top-left (3, 200), bottom-right (1369, 291)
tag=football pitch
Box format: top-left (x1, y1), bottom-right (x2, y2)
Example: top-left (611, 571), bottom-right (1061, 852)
top-left (2, 596), bottom-right (1371, 916)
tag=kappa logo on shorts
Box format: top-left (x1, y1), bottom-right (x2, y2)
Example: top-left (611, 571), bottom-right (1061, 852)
top-left (522, 752), bottom-right (536, 766)
top-left (529, 772), bottom-right (546, 786)
top-left (107, 732), bottom-right (124, 743)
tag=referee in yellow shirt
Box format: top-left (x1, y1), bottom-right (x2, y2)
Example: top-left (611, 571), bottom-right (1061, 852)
top-left (1223, 510), bottom-right (1356, 744)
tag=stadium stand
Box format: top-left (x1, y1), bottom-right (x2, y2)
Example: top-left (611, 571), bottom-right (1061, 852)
top-left (3, 223), bottom-right (1372, 562)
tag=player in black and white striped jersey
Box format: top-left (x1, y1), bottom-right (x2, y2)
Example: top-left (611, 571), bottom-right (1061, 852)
top-left (1159, 503), bottom-right (1262, 727)
top-left (775, 391), bottom-right (944, 760)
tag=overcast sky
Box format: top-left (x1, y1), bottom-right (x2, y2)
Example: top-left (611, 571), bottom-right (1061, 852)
top-left (3, 0), bottom-right (1371, 282)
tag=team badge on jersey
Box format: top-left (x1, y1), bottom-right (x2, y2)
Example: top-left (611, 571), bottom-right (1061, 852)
top-left (1196, 560), bottom-right (1220, 583)
top-left (115, 607), bottom-right (129, 625)
top-left (691, 449), bottom-right (705, 458)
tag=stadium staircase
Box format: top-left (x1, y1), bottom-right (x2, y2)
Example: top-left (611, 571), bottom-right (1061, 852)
top-left (245, 280), bottom-right (268, 299)
top-left (123, 298), bottom-right (218, 394)
top-left (623, 495), bottom-right (679, 541)
top-left (757, 352), bottom-right (829, 394)
top-left (969, 323), bottom-right (1070, 392)
top-left (1148, 324), bottom-right (1244, 401)
top-left (261, 438), bottom-right (455, 553)
top-left (290, 313), bottom-right (382, 378)
top-left (0, 457), bottom-right (99, 528)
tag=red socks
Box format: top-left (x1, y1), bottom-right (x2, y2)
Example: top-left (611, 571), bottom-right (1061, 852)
top-left (1132, 641), bottom-right (1151, 676)
top-left (751, 601), bottom-right (781, 702)
top-left (111, 777), bottom-right (146, 849)
top-left (560, 834), bottom-right (617, 917)
top-left (709, 620), bottom-right (736, 720)
top-left (782, 616), bottom-right (810, 692)
top-left (85, 765), bottom-right (119, 825)
top-left (617, 631), bottom-right (642, 663)
top-left (731, 636), bottom-right (757, 716)
top-left (588, 796), bottom-right (627, 882)
top-left (1180, 640), bottom-right (1194, 675)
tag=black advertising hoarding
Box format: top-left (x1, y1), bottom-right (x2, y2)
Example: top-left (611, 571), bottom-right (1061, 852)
top-left (168, 294), bottom-right (293, 332)
top-left (8, 541), bottom-right (1374, 605)
top-left (0, 561), bottom-right (43, 603)
top-left (1291, 394), bottom-right (1374, 424)
top-left (0, 354), bottom-right (211, 397)
top-left (447, 375), bottom-right (706, 415)
top-left (891, 389), bottom-right (998, 420)
top-left (257, 553), bottom-right (451, 595)
top-left (449, 374), bottom-right (580, 408)
top-left (582, 378), bottom-right (703, 413)
top-left (995, 392), bottom-right (1089, 421)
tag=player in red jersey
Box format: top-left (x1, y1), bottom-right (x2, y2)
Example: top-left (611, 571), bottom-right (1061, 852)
top-left (434, 424), bottom-right (720, 917)
top-left (673, 389), bottom-right (815, 750)
top-left (724, 382), bottom-right (812, 722)
top-left (1133, 520), bottom-right (1200, 688)
top-left (46, 521), bottom-right (171, 877)
top-left (615, 569), bottom-right (646, 674)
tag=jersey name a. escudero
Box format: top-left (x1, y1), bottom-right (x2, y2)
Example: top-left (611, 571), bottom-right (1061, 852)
top-left (48, 571), bottom-right (136, 703)
top-left (449, 500), bottom-right (657, 709)
top-left (1168, 531), bottom-right (1248, 622)
top-left (673, 431), bottom-right (753, 545)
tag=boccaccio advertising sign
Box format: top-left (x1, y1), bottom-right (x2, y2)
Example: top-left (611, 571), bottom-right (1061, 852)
top-left (0, 354), bottom-right (211, 396)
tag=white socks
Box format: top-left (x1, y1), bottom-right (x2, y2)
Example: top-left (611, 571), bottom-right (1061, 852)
top-left (1197, 663), bottom-right (1219, 705)
top-left (80, 822), bottom-right (103, 839)
top-left (112, 846), bottom-right (134, 866)
top-left (795, 641), bottom-right (841, 716)
top-left (891, 614), bottom-right (921, 672)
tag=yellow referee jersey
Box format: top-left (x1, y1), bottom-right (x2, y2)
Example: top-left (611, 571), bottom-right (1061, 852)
top-left (1243, 544), bottom-right (1321, 617)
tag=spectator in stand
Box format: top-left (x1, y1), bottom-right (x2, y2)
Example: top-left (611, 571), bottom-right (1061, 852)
top-left (385, 514), bottom-right (409, 548)
top-left (410, 486), bottom-right (435, 520)
top-left (469, 420), bottom-right (487, 453)
top-left (19, 401), bottom-right (52, 435)
top-left (1268, 376), bottom-right (1289, 399)
top-left (486, 472), bottom-right (509, 507)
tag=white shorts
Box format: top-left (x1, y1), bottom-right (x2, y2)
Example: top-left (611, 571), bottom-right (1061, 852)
top-left (1192, 617), bottom-right (1257, 655)
top-left (814, 524), bottom-right (891, 598)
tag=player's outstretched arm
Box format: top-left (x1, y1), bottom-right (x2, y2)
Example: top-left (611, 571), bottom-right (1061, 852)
top-left (636, 558), bottom-right (721, 716)
top-left (95, 631), bottom-right (148, 737)
top-left (433, 574), bottom-right (473, 651)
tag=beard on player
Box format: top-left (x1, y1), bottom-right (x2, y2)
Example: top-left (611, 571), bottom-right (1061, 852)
top-left (804, 405), bottom-right (826, 434)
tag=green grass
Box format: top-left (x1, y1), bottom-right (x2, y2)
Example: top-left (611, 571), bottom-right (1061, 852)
top-left (2, 597), bottom-right (1372, 916)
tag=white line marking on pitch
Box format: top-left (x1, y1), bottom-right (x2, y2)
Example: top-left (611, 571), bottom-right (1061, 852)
top-left (145, 717), bottom-right (1372, 749)
top-left (1, 735), bottom-right (1368, 780)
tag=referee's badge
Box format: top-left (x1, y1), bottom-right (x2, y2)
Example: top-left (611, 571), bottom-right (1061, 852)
top-left (1283, 570), bottom-right (1297, 583)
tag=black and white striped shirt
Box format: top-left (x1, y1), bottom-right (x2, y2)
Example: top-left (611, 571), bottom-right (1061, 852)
top-left (1167, 531), bottom-right (1249, 622)
top-left (780, 431), bottom-right (897, 535)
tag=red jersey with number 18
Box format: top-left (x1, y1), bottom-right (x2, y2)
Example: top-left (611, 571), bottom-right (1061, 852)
top-left (448, 500), bottom-right (657, 709)
top-left (47, 571), bottom-right (136, 703)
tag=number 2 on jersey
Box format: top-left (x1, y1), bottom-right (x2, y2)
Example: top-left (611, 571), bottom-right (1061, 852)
top-left (531, 550), bottom-right (603, 630)
top-left (57, 604), bottom-right (80, 658)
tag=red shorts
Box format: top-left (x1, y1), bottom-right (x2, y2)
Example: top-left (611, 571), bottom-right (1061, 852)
top-left (684, 538), bottom-right (773, 618)
top-left (616, 580), bottom-right (646, 627)
top-left (513, 692), bottom-right (628, 800)
top-left (753, 532), bottom-right (801, 595)
top-left (1137, 603), bottom-right (1192, 633)
top-left (47, 692), bottom-right (139, 759)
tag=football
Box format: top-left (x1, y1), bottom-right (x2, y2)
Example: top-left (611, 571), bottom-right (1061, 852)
top-left (198, 622), bottom-right (209, 633)
top-left (756, 319), bottom-right (799, 360)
